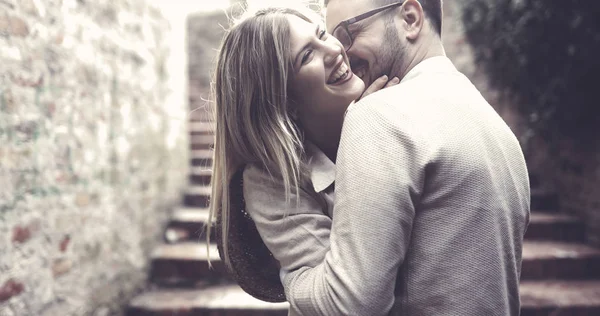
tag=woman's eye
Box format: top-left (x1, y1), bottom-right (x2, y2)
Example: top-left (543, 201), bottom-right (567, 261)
top-left (319, 29), bottom-right (327, 39)
top-left (299, 29), bottom-right (326, 66)
top-left (301, 50), bottom-right (313, 64)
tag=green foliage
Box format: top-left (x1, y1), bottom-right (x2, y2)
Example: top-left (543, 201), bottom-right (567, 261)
top-left (460, 0), bottom-right (600, 144)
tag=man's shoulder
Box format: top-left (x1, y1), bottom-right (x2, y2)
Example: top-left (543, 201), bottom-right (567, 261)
top-left (353, 70), bottom-right (483, 113)
top-left (346, 79), bottom-right (431, 124)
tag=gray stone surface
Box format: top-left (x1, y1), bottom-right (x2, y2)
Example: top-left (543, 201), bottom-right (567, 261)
top-left (0, 0), bottom-right (188, 315)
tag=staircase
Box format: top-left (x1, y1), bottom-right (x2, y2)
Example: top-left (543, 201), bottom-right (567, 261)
top-left (127, 120), bottom-right (289, 315)
top-left (521, 188), bottom-right (600, 315)
top-left (127, 120), bottom-right (600, 315)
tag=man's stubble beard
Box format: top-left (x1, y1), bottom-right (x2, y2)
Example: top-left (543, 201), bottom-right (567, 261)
top-left (376, 19), bottom-right (406, 83)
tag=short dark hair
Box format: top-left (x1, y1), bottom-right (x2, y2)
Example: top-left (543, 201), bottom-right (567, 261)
top-left (326, 0), bottom-right (442, 35)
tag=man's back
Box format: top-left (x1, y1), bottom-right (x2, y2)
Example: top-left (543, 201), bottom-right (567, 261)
top-left (282, 56), bottom-right (530, 316)
top-left (359, 56), bottom-right (530, 315)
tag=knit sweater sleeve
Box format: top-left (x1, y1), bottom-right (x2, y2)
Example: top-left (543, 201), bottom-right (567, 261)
top-left (243, 164), bottom-right (332, 272)
top-left (282, 100), bottom-right (431, 315)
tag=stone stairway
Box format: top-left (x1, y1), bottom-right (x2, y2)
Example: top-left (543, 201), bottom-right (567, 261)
top-left (127, 121), bottom-right (600, 315)
top-left (127, 121), bottom-right (289, 315)
top-left (521, 189), bottom-right (600, 316)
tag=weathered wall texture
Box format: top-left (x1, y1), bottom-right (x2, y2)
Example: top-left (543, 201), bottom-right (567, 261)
top-left (187, 9), bottom-right (230, 121)
top-left (0, 0), bottom-right (188, 315)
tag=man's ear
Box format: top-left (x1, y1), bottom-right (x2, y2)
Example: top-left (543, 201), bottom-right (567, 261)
top-left (400, 0), bottom-right (425, 41)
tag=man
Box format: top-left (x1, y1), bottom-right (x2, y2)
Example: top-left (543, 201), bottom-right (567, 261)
top-left (280, 0), bottom-right (531, 315)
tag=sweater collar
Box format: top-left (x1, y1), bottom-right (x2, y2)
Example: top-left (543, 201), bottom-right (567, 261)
top-left (305, 141), bottom-right (335, 193)
top-left (400, 56), bottom-right (457, 84)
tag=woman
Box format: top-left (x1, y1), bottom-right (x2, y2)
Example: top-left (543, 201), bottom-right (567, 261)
top-left (207, 5), bottom-right (398, 302)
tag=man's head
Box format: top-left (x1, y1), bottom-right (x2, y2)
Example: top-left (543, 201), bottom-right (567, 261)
top-left (325, 0), bottom-right (443, 87)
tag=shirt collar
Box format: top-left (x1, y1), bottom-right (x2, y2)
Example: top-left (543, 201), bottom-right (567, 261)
top-left (305, 141), bottom-right (335, 193)
top-left (400, 56), bottom-right (457, 84)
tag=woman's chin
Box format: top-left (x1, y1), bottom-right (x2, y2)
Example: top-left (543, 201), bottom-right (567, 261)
top-left (349, 75), bottom-right (366, 99)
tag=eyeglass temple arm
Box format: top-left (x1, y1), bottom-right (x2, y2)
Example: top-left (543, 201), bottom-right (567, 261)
top-left (344, 1), bottom-right (404, 25)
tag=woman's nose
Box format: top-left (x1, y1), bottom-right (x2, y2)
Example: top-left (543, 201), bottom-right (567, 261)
top-left (322, 41), bottom-right (342, 66)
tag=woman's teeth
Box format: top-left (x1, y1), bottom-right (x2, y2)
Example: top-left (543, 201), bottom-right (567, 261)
top-left (329, 62), bottom-right (349, 84)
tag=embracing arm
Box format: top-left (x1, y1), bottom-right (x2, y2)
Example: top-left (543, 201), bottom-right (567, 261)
top-left (282, 103), bottom-right (429, 316)
top-left (243, 75), bottom-right (399, 277)
top-left (243, 165), bottom-right (332, 273)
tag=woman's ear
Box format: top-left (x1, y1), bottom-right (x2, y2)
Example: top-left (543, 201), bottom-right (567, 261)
top-left (400, 0), bottom-right (425, 41)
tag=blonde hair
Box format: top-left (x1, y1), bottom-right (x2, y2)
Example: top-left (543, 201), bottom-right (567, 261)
top-left (207, 6), bottom-right (322, 269)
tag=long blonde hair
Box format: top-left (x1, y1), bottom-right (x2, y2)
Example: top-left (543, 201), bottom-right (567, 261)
top-left (208, 7), bottom-right (320, 269)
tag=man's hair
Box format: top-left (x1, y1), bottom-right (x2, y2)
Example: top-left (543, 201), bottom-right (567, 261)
top-left (326, 0), bottom-right (442, 35)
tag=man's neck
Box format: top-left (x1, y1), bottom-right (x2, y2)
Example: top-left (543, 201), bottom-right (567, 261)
top-left (395, 38), bottom-right (446, 82)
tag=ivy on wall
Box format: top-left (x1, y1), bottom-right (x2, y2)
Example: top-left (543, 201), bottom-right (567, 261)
top-left (460, 0), bottom-right (600, 147)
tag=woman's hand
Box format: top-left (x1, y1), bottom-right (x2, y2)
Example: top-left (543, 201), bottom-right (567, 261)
top-left (357, 75), bottom-right (400, 101)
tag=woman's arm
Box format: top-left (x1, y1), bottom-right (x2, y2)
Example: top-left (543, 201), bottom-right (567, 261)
top-left (243, 164), bottom-right (332, 272)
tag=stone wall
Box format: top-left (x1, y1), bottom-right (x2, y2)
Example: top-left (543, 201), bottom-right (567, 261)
top-left (0, 0), bottom-right (188, 315)
top-left (187, 9), bottom-right (230, 120)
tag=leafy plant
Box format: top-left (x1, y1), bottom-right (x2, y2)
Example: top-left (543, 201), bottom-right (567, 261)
top-left (460, 0), bottom-right (600, 147)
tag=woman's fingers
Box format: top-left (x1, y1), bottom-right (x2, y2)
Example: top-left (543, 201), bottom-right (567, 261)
top-left (362, 75), bottom-right (388, 98)
top-left (384, 76), bottom-right (400, 88)
top-left (358, 75), bottom-right (400, 101)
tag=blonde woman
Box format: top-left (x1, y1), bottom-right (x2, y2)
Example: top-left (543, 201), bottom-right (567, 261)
top-left (207, 6), bottom-right (397, 303)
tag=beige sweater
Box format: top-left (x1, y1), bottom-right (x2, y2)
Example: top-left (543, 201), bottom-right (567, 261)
top-left (245, 56), bottom-right (530, 316)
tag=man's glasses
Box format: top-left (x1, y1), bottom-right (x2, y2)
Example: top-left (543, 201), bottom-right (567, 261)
top-left (331, 1), bottom-right (405, 52)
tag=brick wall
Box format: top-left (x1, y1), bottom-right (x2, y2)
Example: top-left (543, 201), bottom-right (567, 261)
top-left (0, 0), bottom-right (188, 314)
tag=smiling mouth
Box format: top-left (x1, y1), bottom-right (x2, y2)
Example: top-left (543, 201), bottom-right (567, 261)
top-left (327, 60), bottom-right (350, 85)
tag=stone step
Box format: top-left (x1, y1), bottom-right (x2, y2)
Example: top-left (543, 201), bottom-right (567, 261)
top-left (190, 135), bottom-right (214, 150)
top-left (525, 212), bottom-right (584, 242)
top-left (531, 188), bottom-right (560, 212)
top-left (190, 122), bottom-right (215, 136)
top-left (148, 240), bottom-right (600, 288)
top-left (150, 242), bottom-right (228, 285)
top-left (127, 284), bottom-right (289, 316)
top-left (184, 186), bottom-right (212, 207)
top-left (520, 280), bottom-right (600, 316)
top-left (165, 207), bottom-right (213, 244)
top-left (130, 279), bottom-right (600, 316)
top-left (189, 111), bottom-right (213, 122)
top-left (191, 149), bottom-right (213, 167)
top-left (522, 241), bottom-right (600, 280)
top-left (189, 167), bottom-right (212, 185)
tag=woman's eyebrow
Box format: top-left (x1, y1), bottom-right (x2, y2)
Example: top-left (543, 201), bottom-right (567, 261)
top-left (293, 24), bottom-right (321, 67)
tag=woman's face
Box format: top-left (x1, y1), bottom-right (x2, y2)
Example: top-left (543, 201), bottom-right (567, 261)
top-left (287, 15), bottom-right (365, 123)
